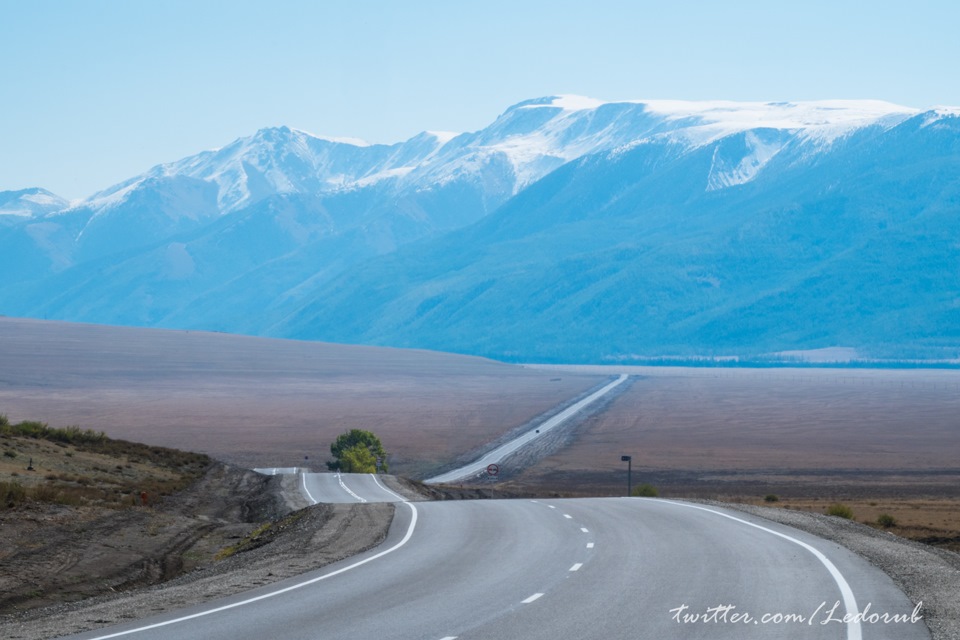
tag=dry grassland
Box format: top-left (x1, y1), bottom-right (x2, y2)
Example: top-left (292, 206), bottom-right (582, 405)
top-left (0, 318), bottom-right (603, 476)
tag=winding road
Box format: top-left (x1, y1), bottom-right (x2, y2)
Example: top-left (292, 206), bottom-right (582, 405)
top-left (62, 383), bottom-right (929, 640)
top-left (63, 486), bottom-right (928, 640)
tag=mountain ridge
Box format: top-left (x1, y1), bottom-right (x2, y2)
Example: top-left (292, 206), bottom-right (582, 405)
top-left (2, 95), bottom-right (958, 362)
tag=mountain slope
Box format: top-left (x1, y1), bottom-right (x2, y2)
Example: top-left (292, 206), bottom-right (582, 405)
top-left (2, 97), bottom-right (958, 362)
top-left (274, 107), bottom-right (960, 361)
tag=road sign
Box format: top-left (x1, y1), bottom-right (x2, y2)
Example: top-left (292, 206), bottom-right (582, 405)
top-left (486, 463), bottom-right (500, 476)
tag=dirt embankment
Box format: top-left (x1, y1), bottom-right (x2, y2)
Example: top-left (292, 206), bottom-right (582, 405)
top-left (0, 465), bottom-right (395, 640)
top-left (0, 462), bottom-right (287, 615)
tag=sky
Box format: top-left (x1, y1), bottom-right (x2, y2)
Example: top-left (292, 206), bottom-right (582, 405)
top-left (2, 0), bottom-right (959, 200)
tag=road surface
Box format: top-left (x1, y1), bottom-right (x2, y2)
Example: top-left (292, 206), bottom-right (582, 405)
top-left (298, 471), bottom-right (407, 504)
top-left (425, 374), bottom-right (629, 484)
top-left (63, 497), bottom-right (928, 640)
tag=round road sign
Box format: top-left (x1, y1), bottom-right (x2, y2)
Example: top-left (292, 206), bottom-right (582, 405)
top-left (486, 463), bottom-right (500, 476)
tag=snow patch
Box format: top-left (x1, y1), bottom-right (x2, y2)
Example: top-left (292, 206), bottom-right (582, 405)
top-left (706, 131), bottom-right (785, 191)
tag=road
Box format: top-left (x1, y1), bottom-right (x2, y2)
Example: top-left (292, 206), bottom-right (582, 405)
top-left (63, 497), bottom-right (928, 640)
top-left (298, 471), bottom-right (407, 504)
top-left (424, 374), bottom-right (629, 484)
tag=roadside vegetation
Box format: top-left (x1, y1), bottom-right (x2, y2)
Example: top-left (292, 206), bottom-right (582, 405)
top-left (326, 429), bottom-right (388, 473)
top-left (0, 413), bottom-right (210, 510)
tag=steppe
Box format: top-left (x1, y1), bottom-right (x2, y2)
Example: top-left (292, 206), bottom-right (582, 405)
top-left (3, 318), bottom-right (959, 550)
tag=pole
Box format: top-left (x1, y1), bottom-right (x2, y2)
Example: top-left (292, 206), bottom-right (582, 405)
top-left (620, 455), bottom-right (632, 496)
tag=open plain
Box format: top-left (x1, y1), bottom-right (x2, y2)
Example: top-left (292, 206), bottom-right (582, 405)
top-left (0, 317), bottom-right (604, 477)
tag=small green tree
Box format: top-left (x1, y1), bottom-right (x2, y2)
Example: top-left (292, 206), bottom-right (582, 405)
top-left (327, 429), bottom-right (387, 473)
top-left (339, 444), bottom-right (378, 473)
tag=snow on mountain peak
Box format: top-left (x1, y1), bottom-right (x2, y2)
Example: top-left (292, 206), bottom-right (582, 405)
top-left (0, 188), bottom-right (69, 217)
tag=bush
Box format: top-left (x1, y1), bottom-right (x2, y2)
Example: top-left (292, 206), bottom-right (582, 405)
top-left (1, 480), bottom-right (27, 509)
top-left (764, 494), bottom-right (779, 503)
top-left (877, 513), bottom-right (897, 528)
top-left (3, 450), bottom-right (16, 458)
top-left (826, 503), bottom-right (854, 519)
top-left (631, 483), bottom-right (659, 497)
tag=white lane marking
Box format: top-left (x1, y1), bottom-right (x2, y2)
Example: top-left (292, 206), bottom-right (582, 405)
top-left (587, 542), bottom-right (595, 549)
top-left (660, 500), bottom-right (862, 640)
top-left (580, 527), bottom-right (589, 533)
top-left (301, 471), bottom-right (318, 505)
top-left (522, 593), bottom-right (544, 604)
top-left (370, 473), bottom-right (407, 502)
top-left (548, 505), bottom-right (556, 509)
top-left (84, 502), bottom-right (420, 639)
top-left (337, 472), bottom-right (367, 503)
top-left (438, 637), bottom-right (458, 640)
top-left (563, 514), bottom-right (572, 519)
top-left (569, 563), bottom-right (583, 572)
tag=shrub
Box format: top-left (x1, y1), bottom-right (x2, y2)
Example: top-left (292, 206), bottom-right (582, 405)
top-left (764, 494), bottom-right (779, 503)
top-left (631, 483), bottom-right (659, 497)
top-left (3, 450), bottom-right (16, 458)
top-left (826, 503), bottom-right (854, 519)
top-left (1, 480), bottom-right (27, 508)
top-left (877, 513), bottom-right (897, 528)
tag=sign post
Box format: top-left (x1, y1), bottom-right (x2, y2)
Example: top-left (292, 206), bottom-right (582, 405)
top-left (620, 455), bottom-right (632, 496)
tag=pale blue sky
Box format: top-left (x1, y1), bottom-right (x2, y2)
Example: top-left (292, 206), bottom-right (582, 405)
top-left (2, 0), bottom-right (958, 199)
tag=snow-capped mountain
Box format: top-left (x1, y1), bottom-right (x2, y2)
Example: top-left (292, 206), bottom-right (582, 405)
top-left (0, 188), bottom-right (69, 217)
top-left (2, 96), bottom-right (958, 362)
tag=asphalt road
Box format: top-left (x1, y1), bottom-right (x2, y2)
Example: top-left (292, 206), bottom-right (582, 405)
top-left (62, 497), bottom-right (928, 640)
top-left (425, 374), bottom-right (629, 484)
top-left (298, 471), bottom-right (407, 504)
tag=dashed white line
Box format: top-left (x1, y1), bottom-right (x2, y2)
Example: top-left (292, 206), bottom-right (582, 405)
top-left (580, 527), bottom-right (589, 533)
top-left (569, 563), bottom-right (583, 572)
top-left (522, 593), bottom-right (544, 604)
top-left (548, 505), bottom-right (556, 509)
top-left (337, 472), bottom-right (367, 503)
top-left (563, 514), bottom-right (572, 519)
top-left (438, 636), bottom-right (458, 640)
top-left (587, 542), bottom-right (595, 549)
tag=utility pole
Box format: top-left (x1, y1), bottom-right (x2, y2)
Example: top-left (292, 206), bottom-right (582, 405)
top-left (621, 455), bottom-right (632, 496)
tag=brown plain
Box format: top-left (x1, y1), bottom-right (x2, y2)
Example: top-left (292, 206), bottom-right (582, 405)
top-left (0, 317), bottom-right (604, 476)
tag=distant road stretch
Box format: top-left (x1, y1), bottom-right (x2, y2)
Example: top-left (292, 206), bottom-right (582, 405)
top-left (425, 374), bottom-right (629, 484)
top-left (65, 496), bottom-right (928, 640)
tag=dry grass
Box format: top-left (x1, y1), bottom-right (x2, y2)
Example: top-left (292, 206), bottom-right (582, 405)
top-left (0, 318), bottom-right (604, 475)
top-left (0, 418), bottom-right (209, 509)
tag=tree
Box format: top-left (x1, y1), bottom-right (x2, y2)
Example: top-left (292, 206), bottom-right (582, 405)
top-left (327, 429), bottom-right (387, 473)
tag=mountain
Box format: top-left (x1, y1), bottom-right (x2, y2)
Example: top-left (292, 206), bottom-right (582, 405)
top-left (2, 97), bottom-right (959, 362)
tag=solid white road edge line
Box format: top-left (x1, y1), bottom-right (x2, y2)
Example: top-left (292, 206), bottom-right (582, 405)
top-left (301, 471), bottom-right (317, 505)
top-left (83, 502), bottom-right (420, 640)
top-left (522, 593), bottom-right (544, 604)
top-left (369, 473), bottom-right (408, 502)
top-left (659, 500), bottom-right (862, 640)
top-left (337, 472), bottom-right (367, 503)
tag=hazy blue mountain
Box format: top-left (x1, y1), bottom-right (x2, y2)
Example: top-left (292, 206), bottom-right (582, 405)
top-left (2, 97), bottom-right (958, 362)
